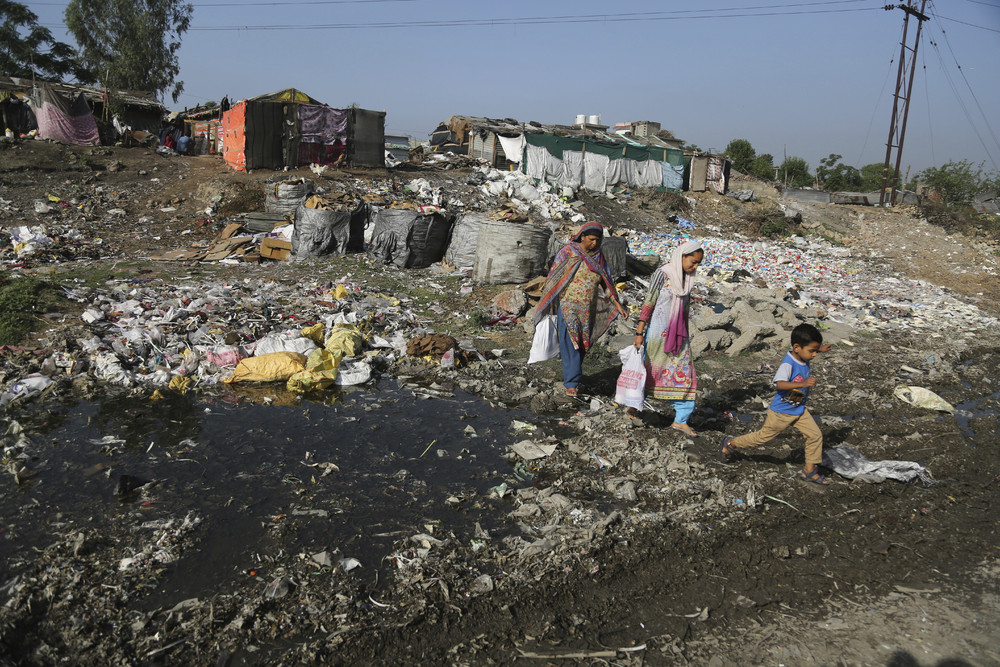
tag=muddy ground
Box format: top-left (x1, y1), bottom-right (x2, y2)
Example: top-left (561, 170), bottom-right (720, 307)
top-left (0, 139), bottom-right (998, 666)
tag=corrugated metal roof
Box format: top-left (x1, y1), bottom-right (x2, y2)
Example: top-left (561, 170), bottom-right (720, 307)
top-left (0, 76), bottom-right (164, 112)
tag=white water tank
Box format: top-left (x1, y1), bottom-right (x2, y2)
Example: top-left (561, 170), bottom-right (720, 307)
top-left (574, 114), bottom-right (586, 125)
top-left (588, 114), bottom-right (601, 125)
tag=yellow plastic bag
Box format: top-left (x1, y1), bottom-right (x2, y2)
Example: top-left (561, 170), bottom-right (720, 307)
top-left (287, 348), bottom-right (344, 393)
top-left (169, 376), bottom-right (192, 395)
top-left (301, 323), bottom-right (326, 346)
top-left (332, 284), bottom-right (350, 300)
top-left (325, 324), bottom-right (365, 357)
top-left (226, 352), bottom-right (307, 383)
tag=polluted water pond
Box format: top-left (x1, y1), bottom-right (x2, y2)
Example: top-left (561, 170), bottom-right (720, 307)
top-left (952, 390), bottom-right (1000, 440)
top-left (0, 380), bottom-right (543, 607)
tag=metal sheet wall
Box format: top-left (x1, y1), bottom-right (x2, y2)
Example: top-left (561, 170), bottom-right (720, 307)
top-left (347, 108), bottom-right (386, 167)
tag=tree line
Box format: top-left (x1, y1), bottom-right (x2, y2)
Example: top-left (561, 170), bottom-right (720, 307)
top-left (0, 0), bottom-right (191, 104)
top-left (724, 138), bottom-right (999, 207)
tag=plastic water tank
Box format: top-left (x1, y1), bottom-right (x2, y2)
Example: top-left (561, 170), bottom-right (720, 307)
top-left (574, 114), bottom-right (586, 125)
top-left (588, 114), bottom-right (601, 125)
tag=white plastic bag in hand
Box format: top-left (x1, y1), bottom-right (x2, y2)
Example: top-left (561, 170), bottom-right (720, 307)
top-left (528, 314), bottom-right (559, 364)
top-left (615, 345), bottom-right (646, 410)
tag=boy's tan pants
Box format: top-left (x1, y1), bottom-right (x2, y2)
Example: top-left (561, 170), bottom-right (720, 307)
top-left (730, 408), bottom-right (823, 466)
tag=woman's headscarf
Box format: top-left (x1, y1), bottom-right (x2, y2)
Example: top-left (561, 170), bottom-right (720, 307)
top-left (661, 239), bottom-right (704, 355)
top-left (535, 222), bottom-right (619, 323)
top-left (572, 222), bottom-right (604, 244)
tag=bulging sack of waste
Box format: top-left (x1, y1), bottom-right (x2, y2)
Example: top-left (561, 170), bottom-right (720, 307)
top-left (226, 352), bottom-right (307, 383)
top-left (473, 220), bottom-right (552, 285)
top-left (326, 324), bottom-right (365, 357)
top-left (264, 178), bottom-right (314, 214)
top-left (893, 386), bottom-right (954, 413)
top-left (254, 332), bottom-right (318, 357)
top-left (287, 348), bottom-right (344, 393)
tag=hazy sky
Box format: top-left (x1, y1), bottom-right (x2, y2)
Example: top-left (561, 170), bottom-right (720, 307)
top-left (27, 0), bottom-right (1000, 175)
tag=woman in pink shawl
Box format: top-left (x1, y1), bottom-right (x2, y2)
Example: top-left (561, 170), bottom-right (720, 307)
top-left (535, 222), bottom-right (628, 396)
top-left (630, 240), bottom-right (704, 435)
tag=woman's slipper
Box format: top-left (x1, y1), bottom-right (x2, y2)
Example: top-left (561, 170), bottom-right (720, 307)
top-left (798, 469), bottom-right (830, 486)
top-left (721, 436), bottom-right (737, 463)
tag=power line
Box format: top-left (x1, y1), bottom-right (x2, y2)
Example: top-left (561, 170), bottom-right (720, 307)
top-left (933, 13), bottom-right (1000, 33)
top-left (857, 38), bottom-right (901, 167)
top-left (182, 5), bottom-right (882, 31)
top-left (926, 2), bottom-right (1000, 168)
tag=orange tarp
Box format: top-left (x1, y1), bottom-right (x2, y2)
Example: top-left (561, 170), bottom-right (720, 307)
top-left (222, 101), bottom-right (247, 172)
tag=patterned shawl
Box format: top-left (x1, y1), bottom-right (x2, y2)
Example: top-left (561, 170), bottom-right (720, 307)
top-left (535, 223), bottom-right (620, 330)
top-left (661, 239), bottom-right (703, 355)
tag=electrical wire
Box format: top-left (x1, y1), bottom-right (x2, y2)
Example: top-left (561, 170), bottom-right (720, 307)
top-left (920, 42), bottom-right (936, 167)
top-left (926, 1), bottom-right (1000, 169)
top-left (184, 6), bottom-right (882, 31)
top-left (856, 37), bottom-right (902, 168)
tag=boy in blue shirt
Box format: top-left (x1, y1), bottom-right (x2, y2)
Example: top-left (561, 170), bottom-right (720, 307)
top-left (721, 323), bottom-right (833, 486)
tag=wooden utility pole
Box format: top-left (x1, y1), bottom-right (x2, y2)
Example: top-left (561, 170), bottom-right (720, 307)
top-left (879, 1), bottom-right (929, 206)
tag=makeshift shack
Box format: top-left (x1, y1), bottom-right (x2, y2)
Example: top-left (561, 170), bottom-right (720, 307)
top-left (1, 77), bottom-right (165, 142)
top-left (28, 83), bottom-right (100, 146)
top-left (430, 115), bottom-right (687, 191)
top-left (221, 88), bottom-right (386, 171)
top-left (687, 154), bottom-right (731, 194)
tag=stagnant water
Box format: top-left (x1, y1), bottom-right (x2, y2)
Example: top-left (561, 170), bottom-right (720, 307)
top-left (0, 380), bottom-right (548, 605)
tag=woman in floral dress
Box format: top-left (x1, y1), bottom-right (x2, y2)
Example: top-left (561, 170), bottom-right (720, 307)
top-left (630, 240), bottom-right (704, 435)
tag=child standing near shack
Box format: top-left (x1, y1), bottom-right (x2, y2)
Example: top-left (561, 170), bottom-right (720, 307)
top-left (721, 323), bottom-right (833, 486)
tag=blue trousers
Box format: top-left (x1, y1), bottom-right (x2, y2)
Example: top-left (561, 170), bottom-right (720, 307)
top-left (557, 309), bottom-right (584, 389)
top-left (671, 399), bottom-right (695, 424)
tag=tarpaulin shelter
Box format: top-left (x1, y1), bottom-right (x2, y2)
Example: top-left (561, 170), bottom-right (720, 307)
top-left (222, 88), bottom-right (385, 171)
top-left (523, 133), bottom-right (687, 193)
top-left (28, 83), bottom-right (100, 146)
top-left (430, 115), bottom-right (687, 190)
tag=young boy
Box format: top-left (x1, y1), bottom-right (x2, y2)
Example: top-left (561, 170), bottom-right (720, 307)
top-left (721, 323), bottom-right (833, 486)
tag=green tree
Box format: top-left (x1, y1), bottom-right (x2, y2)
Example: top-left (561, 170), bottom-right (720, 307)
top-left (914, 160), bottom-right (997, 206)
top-left (724, 138), bottom-right (756, 174)
top-left (0, 0), bottom-right (92, 81)
top-left (779, 156), bottom-right (812, 188)
top-left (815, 153), bottom-right (840, 188)
top-left (815, 153), bottom-right (863, 191)
top-left (860, 163), bottom-right (891, 192)
top-left (750, 153), bottom-right (775, 181)
top-left (64, 0), bottom-right (193, 102)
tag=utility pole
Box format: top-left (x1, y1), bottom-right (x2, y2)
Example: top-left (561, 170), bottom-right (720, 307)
top-left (879, 1), bottom-right (929, 206)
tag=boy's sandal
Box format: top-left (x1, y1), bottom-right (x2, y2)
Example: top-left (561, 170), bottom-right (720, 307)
top-left (565, 387), bottom-right (578, 397)
top-left (720, 437), bottom-right (737, 463)
top-left (798, 469), bottom-right (830, 486)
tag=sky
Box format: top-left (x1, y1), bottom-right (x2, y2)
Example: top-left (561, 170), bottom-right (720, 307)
top-left (25, 0), bottom-right (1000, 176)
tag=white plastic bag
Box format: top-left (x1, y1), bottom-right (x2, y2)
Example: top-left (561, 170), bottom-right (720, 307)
top-left (615, 345), bottom-right (646, 410)
top-left (527, 314), bottom-right (559, 364)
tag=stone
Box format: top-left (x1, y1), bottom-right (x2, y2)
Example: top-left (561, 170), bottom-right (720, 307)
top-left (492, 289), bottom-right (528, 316)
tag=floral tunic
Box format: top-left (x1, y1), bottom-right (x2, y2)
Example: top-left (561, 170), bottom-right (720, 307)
top-left (638, 270), bottom-right (697, 401)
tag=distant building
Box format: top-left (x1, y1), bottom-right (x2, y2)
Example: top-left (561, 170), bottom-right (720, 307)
top-left (631, 120), bottom-right (661, 137)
